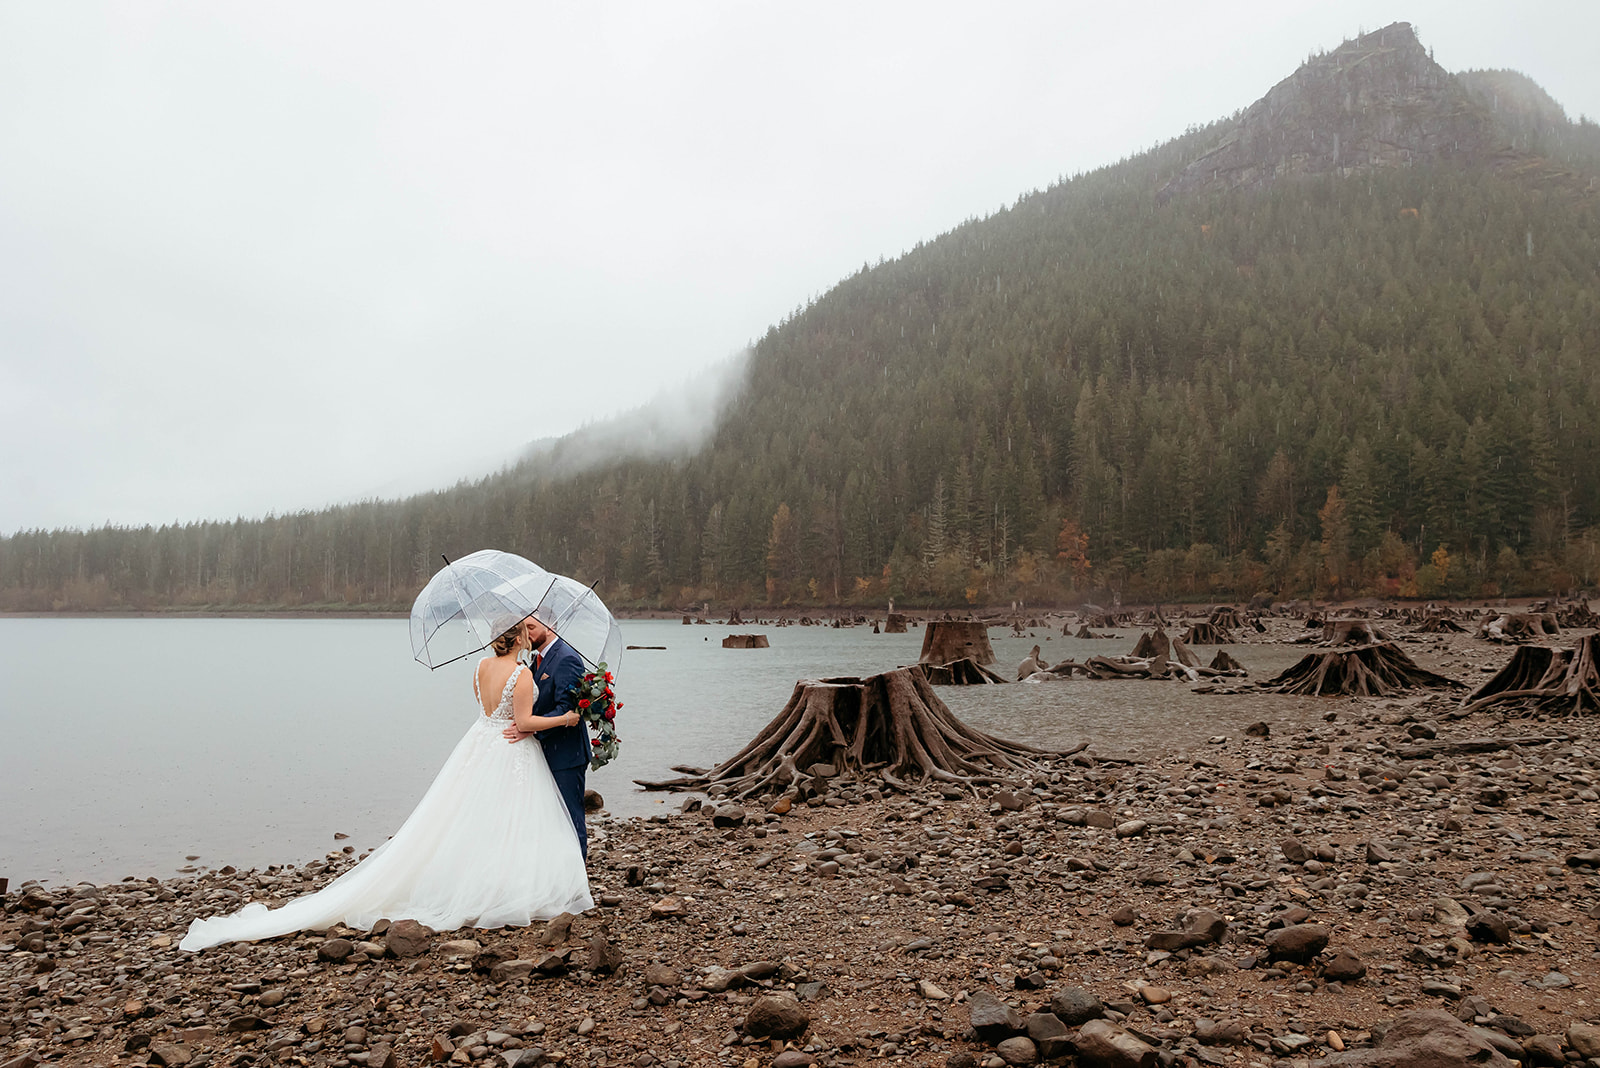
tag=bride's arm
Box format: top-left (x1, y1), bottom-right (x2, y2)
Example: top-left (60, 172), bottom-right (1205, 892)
top-left (509, 671), bottom-right (580, 735)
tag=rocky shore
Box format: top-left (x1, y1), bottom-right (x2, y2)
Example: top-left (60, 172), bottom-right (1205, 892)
top-left (9, 628), bottom-right (1600, 1068)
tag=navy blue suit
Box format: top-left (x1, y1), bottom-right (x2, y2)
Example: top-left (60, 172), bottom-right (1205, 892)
top-left (531, 637), bottom-right (590, 858)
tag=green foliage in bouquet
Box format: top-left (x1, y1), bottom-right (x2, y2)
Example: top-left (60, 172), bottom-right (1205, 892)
top-left (571, 662), bottom-right (621, 770)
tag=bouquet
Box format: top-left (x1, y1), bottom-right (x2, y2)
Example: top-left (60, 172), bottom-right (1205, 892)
top-left (570, 662), bottom-right (621, 770)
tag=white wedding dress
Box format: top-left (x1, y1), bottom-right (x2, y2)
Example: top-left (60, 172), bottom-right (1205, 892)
top-left (180, 663), bottom-right (593, 951)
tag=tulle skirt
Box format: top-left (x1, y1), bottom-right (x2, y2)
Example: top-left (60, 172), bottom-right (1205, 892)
top-left (180, 716), bottom-right (593, 951)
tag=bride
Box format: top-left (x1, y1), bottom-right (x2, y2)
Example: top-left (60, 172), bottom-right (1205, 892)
top-left (180, 617), bottom-right (594, 951)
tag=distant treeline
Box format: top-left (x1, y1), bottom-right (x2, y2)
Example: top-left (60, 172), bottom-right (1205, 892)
top-left (5, 115), bottom-right (1600, 612)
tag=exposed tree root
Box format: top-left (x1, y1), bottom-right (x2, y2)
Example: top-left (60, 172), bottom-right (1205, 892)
top-left (1477, 612), bottom-right (1561, 643)
top-left (634, 667), bottom-right (1067, 799)
top-left (917, 658), bottom-right (1008, 685)
top-left (1265, 642), bottom-right (1463, 696)
top-left (1182, 622), bottom-right (1233, 645)
top-left (1461, 637), bottom-right (1600, 716)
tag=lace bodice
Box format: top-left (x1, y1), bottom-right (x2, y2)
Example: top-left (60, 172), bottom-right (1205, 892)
top-left (475, 660), bottom-right (524, 724)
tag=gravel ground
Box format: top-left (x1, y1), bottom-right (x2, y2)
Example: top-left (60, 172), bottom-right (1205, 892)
top-left (7, 618), bottom-right (1600, 1068)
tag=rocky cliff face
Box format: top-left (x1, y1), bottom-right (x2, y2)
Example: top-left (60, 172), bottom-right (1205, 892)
top-left (1158, 22), bottom-right (1515, 201)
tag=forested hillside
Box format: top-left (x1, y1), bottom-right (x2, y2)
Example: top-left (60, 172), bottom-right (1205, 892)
top-left (5, 23), bottom-right (1600, 612)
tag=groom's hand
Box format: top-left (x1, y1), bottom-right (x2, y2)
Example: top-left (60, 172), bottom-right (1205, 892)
top-left (502, 725), bottom-right (533, 744)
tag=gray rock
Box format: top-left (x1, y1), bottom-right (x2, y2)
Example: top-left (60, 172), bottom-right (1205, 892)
top-left (643, 963), bottom-right (682, 987)
top-left (771, 1053), bottom-right (814, 1068)
top-left (489, 959), bottom-right (537, 982)
top-left (1193, 1019), bottom-right (1246, 1045)
top-left (1024, 1012), bottom-right (1072, 1059)
top-left (995, 1036), bottom-right (1038, 1065)
top-left (1049, 986), bottom-right (1104, 1026)
top-left (316, 937), bottom-right (354, 962)
top-left (1568, 1023), bottom-right (1600, 1059)
top-left (1323, 947), bottom-right (1366, 981)
top-left (384, 918), bottom-right (431, 959)
top-left (1465, 913), bottom-right (1510, 943)
top-left (1145, 908), bottom-right (1229, 951)
top-left (1281, 837), bottom-right (1311, 863)
top-left (743, 994), bottom-right (808, 1039)
top-left (967, 989), bottom-right (1024, 1042)
top-left (1263, 923), bottom-right (1330, 963)
top-left (1316, 1009), bottom-right (1514, 1067)
top-left (1072, 1019), bottom-right (1157, 1067)
top-left (589, 932), bottom-right (624, 974)
top-left (711, 805), bottom-right (747, 828)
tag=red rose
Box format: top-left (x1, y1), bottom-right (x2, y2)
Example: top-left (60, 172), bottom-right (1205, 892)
top-left (578, 698), bottom-right (591, 708)
top-left (615, 701), bottom-right (623, 710)
top-left (592, 738), bottom-right (602, 746)
top-left (603, 708), bottom-right (615, 722)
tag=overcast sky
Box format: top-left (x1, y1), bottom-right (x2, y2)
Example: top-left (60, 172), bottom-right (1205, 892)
top-left (2, 2), bottom-right (1597, 534)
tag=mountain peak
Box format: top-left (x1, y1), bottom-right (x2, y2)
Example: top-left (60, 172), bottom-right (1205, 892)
top-left (1157, 22), bottom-right (1507, 201)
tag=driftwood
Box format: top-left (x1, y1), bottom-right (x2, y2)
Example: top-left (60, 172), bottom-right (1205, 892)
top-left (1265, 642), bottom-right (1464, 697)
top-left (722, 634), bottom-right (770, 649)
top-left (1478, 612), bottom-right (1561, 643)
top-left (918, 658), bottom-right (1008, 685)
top-left (1461, 637), bottom-right (1600, 716)
top-left (634, 667), bottom-right (1063, 798)
top-left (919, 620), bottom-right (996, 666)
top-left (1169, 636), bottom-right (1200, 669)
top-left (1182, 622), bottom-right (1233, 645)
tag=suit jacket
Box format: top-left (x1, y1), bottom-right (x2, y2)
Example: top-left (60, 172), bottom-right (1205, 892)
top-left (532, 637), bottom-right (591, 771)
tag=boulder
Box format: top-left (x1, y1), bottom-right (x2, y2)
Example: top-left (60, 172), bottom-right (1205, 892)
top-left (1072, 1019), bottom-right (1157, 1067)
top-left (967, 989), bottom-right (1024, 1043)
top-left (743, 994), bottom-right (809, 1039)
top-left (1264, 923), bottom-right (1330, 963)
top-left (384, 918), bottom-right (431, 959)
top-left (1314, 1009), bottom-right (1515, 1067)
top-left (1049, 986), bottom-right (1104, 1026)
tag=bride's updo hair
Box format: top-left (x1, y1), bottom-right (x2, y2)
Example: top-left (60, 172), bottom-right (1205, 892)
top-left (490, 622), bottom-right (524, 656)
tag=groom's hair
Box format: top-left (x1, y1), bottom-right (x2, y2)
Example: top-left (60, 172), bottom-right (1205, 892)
top-left (490, 625), bottom-right (522, 656)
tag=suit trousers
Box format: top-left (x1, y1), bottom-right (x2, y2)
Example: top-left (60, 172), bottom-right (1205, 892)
top-left (550, 764), bottom-right (588, 860)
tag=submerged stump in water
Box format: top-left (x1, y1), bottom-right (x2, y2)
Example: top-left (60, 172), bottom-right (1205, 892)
top-left (917, 658), bottom-right (1009, 685)
top-left (919, 620), bottom-right (996, 666)
top-left (722, 634), bottom-right (770, 649)
top-left (1265, 642), bottom-right (1463, 697)
top-left (634, 666), bottom-right (1068, 799)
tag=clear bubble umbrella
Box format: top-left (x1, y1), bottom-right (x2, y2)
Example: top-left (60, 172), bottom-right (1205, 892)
top-left (533, 573), bottom-right (624, 676)
top-left (409, 550), bottom-right (556, 669)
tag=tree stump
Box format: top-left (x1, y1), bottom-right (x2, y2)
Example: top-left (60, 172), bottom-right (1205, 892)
top-left (722, 634), bottom-right (770, 649)
top-left (1265, 642), bottom-right (1463, 697)
top-left (1478, 613), bottom-right (1561, 643)
top-left (1183, 622), bottom-right (1232, 645)
top-left (1130, 629), bottom-right (1171, 660)
top-left (1461, 637), bottom-right (1600, 716)
top-left (1209, 607), bottom-right (1245, 629)
top-left (1316, 619), bottom-right (1390, 645)
top-left (634, 667), bottom-right (1063, 797)
top-left (919, 620), bottom-right (995, 666)
top-left (1413, 616), bottom-right (1466, 633)
top-left (884, 613), bottom-right (908, 634)
top-left (1208, 649), bottom-right (1246, 673)
top-left (916, 658), bottom-right (1008, 685)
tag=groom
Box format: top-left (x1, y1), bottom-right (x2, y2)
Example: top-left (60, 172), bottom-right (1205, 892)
top-left (503, 613), bottom-right (592, 859)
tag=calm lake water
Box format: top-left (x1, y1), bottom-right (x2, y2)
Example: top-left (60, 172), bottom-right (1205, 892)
top-left (0, 617), bottom-right (1333, 885)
